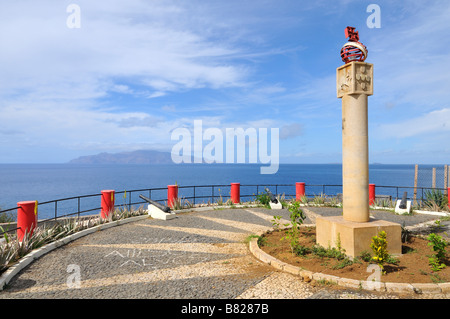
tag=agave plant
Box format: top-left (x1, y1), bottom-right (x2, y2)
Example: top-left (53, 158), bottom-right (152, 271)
top-left (325, 196), bottom-right (341, 207)
top-left (166, 197), bottom-right (193, 210)
top-left (312, 193), bottom-right (327, 205)
top-left (298, 195), bottom-right (309, 205)
top-left (423, 189), bottom-right (448, 211)
top-left (0, 225), bottom-right (14, 273)
top-left (375, 198), bottom-right (394, 208)
top-left (0, 243), bottom-right (16, 273)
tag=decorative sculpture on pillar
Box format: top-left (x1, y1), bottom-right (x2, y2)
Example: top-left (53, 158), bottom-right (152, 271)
top-left (340, 26), bottom-right (368, 64)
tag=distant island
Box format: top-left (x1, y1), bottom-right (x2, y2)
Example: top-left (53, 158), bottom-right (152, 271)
top-left (69, 150), bottom-right (173, 164)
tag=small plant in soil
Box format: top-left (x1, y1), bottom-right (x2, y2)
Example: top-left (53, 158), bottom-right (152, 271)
top-left (280, 201), bottom-right (306, 253)
top-left (293, 244), bottom-right (310, 257)
top-left (261, 225), bottom-right (450, 283)
top-left (311, 244), bottom-right (347, 260)
top-left (427, 233), bottom-right (448, 272)
top-left (370, 231), bottom-right (390, 274)
top-left (359, 250), bottom-right (372, 262)
top-left (271, 215), bottom-right (282, 230)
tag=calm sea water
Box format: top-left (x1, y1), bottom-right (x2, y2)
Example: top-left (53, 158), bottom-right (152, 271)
top-left (0, 163), bottom-right (438, 219)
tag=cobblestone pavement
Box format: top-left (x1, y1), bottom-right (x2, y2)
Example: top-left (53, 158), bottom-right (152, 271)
top-left (0, 207), bottom-right (447, 300)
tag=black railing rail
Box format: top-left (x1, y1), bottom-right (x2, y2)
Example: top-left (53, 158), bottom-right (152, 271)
top-left (0, 183), bottom-right (448, 236)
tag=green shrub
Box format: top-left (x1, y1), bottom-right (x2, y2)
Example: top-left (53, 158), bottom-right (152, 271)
top-left (427, 233), bottom-right (448, 272)
top-left (255, 192), bottom-right (271, 208)
top-left (359, 250), bottom-right (372, 262)
top-left (370, 231), bottom-right (390, 273)
top-left (312, 244), bottom-right (347, 260)
top-left (281, 201), bottom-right (306, 253)
top-left (293, 244), bottom-right (310, 256)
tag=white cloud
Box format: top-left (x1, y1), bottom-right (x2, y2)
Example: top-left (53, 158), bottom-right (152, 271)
top-left (0, 1), bottom-right (250, 102)
top-left (1, 0), bottom-right (449, 165)
top-left (375, 108), bottom-right (450, 139)
top-left (366, 2), bottom-right (450, 111)
top-left (0, 1), bottom-right (269, 162)
top-left (280, 123), bottom-right (304, 140)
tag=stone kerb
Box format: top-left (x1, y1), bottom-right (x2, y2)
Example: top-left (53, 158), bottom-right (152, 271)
top-left (248, 227), bottom-right (450, 296)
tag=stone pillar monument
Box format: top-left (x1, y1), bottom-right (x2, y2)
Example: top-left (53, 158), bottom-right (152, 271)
top-left (315, 27), bottom-right (402, 258)
top-left (338, 61), bottom-right (372, 222)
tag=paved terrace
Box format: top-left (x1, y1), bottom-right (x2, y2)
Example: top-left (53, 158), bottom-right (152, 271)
top-left (0, 206), bottom-right (447, 299)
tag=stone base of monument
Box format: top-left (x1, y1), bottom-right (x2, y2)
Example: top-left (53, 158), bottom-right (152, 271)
top-left (315, 216), bottom-right (402, 258)
top-left (269, 202), bottom-right (283, 210)
top-left (147, 204), bottom-right (176, 220)
top-left (395, 200), bottom-right (411, 215)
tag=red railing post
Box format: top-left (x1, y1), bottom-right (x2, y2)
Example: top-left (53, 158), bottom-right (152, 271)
top-left (369, 184), bottom-right (375, 206)
top-left (230, 183), bottom-right (240, 204)
top-left (101, 190), bottom-right (115, 218)
top-left (296, 182), bottom-right (305, 201)
top-left (167, 185), bottom-right (178, 208)
top-left (17, 201), bottom-right (38, 241)
top-left (448, 187), bottom-right (450, 211)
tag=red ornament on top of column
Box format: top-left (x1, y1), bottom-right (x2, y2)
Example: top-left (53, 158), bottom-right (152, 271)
top-left (340, 26), bottom-right (368, 64)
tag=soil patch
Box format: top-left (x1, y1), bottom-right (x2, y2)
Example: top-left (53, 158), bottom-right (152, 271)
top-left (259, 227), bottom-right (450, 284)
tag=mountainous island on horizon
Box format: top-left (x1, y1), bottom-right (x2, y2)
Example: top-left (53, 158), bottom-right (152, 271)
top-left (69, 150), bottom-right (174, 164)
top-left (68, 150), bottom-right (422, 166)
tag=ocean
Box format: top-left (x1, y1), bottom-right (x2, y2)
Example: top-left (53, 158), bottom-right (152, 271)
top-left (0, 163), bottom-right (445, 220)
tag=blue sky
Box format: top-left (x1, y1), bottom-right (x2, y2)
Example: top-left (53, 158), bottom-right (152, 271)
top-left (0, 0), bottom-right (449, 164)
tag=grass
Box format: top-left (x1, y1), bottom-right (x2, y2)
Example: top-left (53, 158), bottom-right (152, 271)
top-left (244, 234), bottom-right (268, 247)
top-left (244, 234), bottom-right (260, 243)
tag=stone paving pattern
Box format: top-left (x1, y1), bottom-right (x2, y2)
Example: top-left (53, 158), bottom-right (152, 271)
top-left (0, 206), bottom-right (448, 299)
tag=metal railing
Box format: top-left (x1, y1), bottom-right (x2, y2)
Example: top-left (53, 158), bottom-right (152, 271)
top-left (0, 183), bottom-right (447, 235)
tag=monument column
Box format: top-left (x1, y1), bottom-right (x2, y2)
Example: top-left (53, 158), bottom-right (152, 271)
top-left (342, 93), bottom-right (369, 222)
top-left (337, 26), bottom-right (372, 223)
top-left (338, 62), bottom-right (373, 222)
top-left (315, 27), bottom-right (401, 258)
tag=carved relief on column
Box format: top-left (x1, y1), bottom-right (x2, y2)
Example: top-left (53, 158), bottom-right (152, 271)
top-left (337, 61), bottom-right (373, 98)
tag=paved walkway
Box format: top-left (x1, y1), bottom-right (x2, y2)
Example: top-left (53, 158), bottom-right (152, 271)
top-left (0, 207), bottom-right (445, 299)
